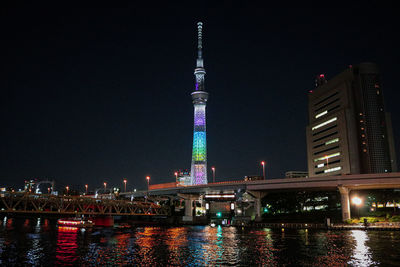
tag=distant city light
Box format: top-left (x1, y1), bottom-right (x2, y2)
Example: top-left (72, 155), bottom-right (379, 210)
top-left (205, 194), bottom-right (235, 198)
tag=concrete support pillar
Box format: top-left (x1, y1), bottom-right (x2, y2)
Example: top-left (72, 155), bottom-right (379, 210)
top-left (184, 199), bottom-right (194, 217)
top-left (338, 186), bottom-right (351, 222)
top-left (255, 197), bottom-right (262, 222)
top-left (248, 191), bottom-right (268, 222)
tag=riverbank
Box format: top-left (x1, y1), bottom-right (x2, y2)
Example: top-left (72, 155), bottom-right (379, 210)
top-left (250, 221), bottom-right (400, 230)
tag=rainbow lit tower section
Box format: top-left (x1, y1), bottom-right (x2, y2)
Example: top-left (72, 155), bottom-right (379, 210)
top-left (190, 22), bottom-right (209, 185)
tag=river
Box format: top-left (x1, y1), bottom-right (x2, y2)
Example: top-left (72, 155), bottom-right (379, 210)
top-left (0, 217), bottom-right (399, 266)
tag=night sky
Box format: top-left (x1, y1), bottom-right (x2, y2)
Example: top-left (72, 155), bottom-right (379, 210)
top-left (1, 4), bottom-right (399, 191)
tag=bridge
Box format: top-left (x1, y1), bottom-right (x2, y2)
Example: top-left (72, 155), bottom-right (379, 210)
top-left (123, 173), bottom-right (400, 222)
top-left (0, 192), bottom-right (170, 217)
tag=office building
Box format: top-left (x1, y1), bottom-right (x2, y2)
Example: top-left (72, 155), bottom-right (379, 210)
top-left (306, 63), bottom-right (397, 177)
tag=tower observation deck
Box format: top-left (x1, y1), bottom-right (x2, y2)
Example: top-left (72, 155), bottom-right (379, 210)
top-left (190, 22), bottom-right (209, 185)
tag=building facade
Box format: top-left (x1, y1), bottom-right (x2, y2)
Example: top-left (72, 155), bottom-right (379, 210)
top-left (190, 22), bottom-right (209, 185)
top-left (306, 63), bottom-right (397, 177)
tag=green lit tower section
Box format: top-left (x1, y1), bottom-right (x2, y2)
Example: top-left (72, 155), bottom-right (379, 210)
top-left (191, 22), bottom-right (209, 185)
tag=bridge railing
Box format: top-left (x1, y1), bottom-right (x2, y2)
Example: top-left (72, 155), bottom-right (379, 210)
top-left (0, 192), bottom-right (170, 216)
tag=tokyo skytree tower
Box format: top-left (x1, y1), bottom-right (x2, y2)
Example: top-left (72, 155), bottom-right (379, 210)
top-left (190, 22), bottom-right (209, 185)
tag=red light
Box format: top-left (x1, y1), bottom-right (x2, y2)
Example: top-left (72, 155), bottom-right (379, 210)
top-left (58, 226), bottom-right (78, 232)
top-left (319, 74), bottom-right (325, 78)
top-left (309, 90), bottom-right (313, 93)
top-left (146, 176), bottom-right (150, 181)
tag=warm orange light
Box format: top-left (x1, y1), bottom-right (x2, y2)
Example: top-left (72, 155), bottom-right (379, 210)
top-left (58, 226), bottom-right (78, 232)
top-left (211, 167), bottom-right (215, 171)
top-left (104, 182), bottom-right (107, 186)
top-left (123, 179), bottom-right (127, 184)
top-left (66, 186), bottom-right (69, 190)
top-left (146, 176), bottom-right (150, 181)
top-left (174, 172), bottom-right (178, 176)
top-left (261, 161), bottom-right (265, 166)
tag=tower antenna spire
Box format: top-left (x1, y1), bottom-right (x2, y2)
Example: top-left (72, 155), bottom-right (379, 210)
top-left (196, 22), bottom-right (203, 67)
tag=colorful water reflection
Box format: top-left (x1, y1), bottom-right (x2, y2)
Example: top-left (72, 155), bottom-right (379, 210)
top-left (0, 220), bottom-right (399, 266)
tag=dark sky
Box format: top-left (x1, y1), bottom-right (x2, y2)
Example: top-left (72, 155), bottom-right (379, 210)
top-left (1, 4), bottom-right (399, 191)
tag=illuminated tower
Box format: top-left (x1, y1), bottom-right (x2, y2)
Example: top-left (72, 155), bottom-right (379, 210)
top-left (190, 22), bottom-right (209, 185)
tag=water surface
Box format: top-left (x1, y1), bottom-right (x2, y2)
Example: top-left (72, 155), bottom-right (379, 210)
top-left (1, 217), bottom-right (399, 266)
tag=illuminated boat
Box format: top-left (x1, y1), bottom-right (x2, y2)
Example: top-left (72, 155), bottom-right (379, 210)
top-left (57, 217), bottom-right (94, 228)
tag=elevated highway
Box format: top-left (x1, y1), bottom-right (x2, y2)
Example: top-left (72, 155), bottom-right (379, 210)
top-left (122, 173), bottom-right (400, 221)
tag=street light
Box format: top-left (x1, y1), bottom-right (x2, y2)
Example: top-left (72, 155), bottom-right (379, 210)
top-left (66, 186), bottom-right (69, 195)
top-left (352, 196), bottom-right (363, 218)
top-left (123, 179), bottom-right (127, 192)
top-left (174, 172), bottom-right (178, 186)
top-left (104, 182), bottom-right (107, 192)
top-left (48, 187), bottom-right (51, 194)
top-left (146, 176), bottom-right (150, 191)
top-left (85, 184), bottom-right (88, 195)
top-left (261, 161), bottom-right (266, 180)
top-left (146, 176), bottom-right (150, 201)
top-left (211, 167), bottom-right (216, 183)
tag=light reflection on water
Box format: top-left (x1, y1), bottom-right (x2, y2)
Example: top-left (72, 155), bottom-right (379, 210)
top-left (0, 217), bottom-right (399, 266)
top-left (348, 230), bottom-right (376, 266)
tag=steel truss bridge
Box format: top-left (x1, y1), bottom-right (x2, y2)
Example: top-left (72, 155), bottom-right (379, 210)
top-left (0, 193), bottom-right (170, 216)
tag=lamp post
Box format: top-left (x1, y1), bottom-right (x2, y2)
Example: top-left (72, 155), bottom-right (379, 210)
top-left (48, 187), bottom-right (51, 194)
top-left (146, 176), bottom-right (150, 192)
top-left (146, 176), bottom-right (150, 201)
top-left (174, 172), bottom-right (178, 186)
top-left (352, 196), bottom-right (363, 219)
top-left (85, 184), bottom-right (88, 195)
top-left (104, 182), bottom-right (107, 192)
top-left (261, 161), bottom-right (266, 180)
top-left (123, 179), bottom-right (127, 192)
top-left (66, 186), bottom-right (69, 195)
top-left (211, 166), bottom-right (216, 183)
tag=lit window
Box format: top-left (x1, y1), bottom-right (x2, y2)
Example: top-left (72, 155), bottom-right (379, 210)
top-left (315, 110), bottom-right (328, 119)
top-left (314, 152), bottom-right (340, 162)
top-left (317, 163), bottom-right (325, 168)
top-left (324, 166), bottom-right (341, 173)
top-left (312, 117), bottom-right (337, 131)
top-left (325, 138), bottom-right (339, 145)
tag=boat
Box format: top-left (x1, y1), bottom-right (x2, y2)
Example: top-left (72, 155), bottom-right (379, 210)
top-left (57, 217), bottom-right (94, 228)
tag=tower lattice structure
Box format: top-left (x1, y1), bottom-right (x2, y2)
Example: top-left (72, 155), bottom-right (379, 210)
top-left (190, 22), bottom-right (209, 185)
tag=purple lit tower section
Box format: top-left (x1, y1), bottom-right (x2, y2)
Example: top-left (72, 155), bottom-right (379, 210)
top-left (190, 22), bottom-right (209, 185)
